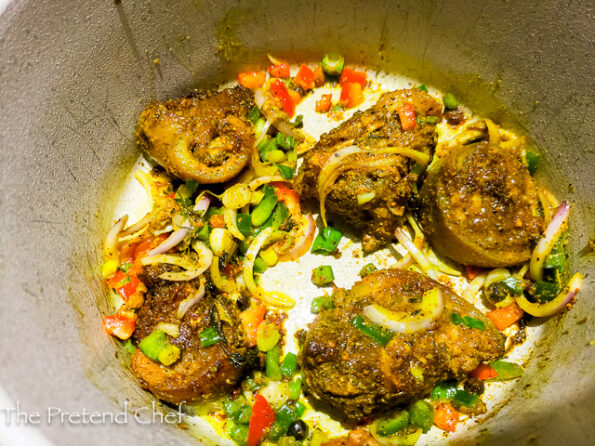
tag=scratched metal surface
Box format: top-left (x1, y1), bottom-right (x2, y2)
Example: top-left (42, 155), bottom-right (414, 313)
top-left (0, 1), bottom-right (593, 445)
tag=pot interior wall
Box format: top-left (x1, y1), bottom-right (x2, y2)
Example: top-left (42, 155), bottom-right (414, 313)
top-left (0, 0), bottom-right (593, 445)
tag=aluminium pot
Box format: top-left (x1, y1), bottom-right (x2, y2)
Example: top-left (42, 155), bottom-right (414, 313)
top-left (0, 0), bottom-right (593, 445)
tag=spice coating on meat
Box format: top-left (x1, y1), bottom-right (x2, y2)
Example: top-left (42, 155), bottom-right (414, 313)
top-left (420, 141), bottom-right (544, 267)
top-left (130, 265), bottom-right (246, 404)
top-left (300, 269), bottom-right (504, 420)
top-left (294, 89), bottom-right (441, 252)
top-left (136, 86), bottom-right (255, 184)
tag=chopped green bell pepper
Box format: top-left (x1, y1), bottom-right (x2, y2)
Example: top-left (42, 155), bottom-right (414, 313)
top-left (350, 315), bottom-right (394, 347)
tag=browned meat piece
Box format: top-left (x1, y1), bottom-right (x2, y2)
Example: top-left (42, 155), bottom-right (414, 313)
top-left (420, 141), bottom-right (543, 267)
top-left (136, 86), bottom-right (255, 184)
top-left (300, 269), bottom-right (504, 421)
top-left (130, 265), bottom-right (246, 404)
top-left (294, 89), bottom-right (441, 252)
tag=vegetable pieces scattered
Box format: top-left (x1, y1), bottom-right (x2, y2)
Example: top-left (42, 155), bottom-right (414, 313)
top-left (311, 226), bottom-right (343, 254)
top-left (311, 265), bottom-right (335, 286)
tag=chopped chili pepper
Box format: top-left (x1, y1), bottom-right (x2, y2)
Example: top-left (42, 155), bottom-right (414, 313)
top-left (465, 265), bottom-right (482, 280)
top-left (339, 82), bottom-right (364, 108)
top-left (247, 394), bottom-right (275, 446)
top-left (103, 311), bottom-right (137, 340)
top-left (294, 64), bottom-right (315, 90)
top-left (240, 304), bottom-right (266, 347)
top-left (434, 402), bottom-right (459, 432)
top-left (487, 302), bottom-right (525, 331)
top-left (398, 103), bottom-right (417, 131)
top-left (339, 67), bottom-right (367, 88)
top-left (469, 363), bottom-right (498, 380)
top-left (287, 89), bottom-right (302, 106)
top-left (350, 315), bottom-right (394, 346)
top-left (107, 270), bottom-right (142, 301)
top-left (315, 94), bottom-right (332, 113)
top-left (268, 62), bottom-right (290, 78)
top-left (238, 70), bottom-right (266, 88)
top-left (270, 79), bottom-right (295, 117)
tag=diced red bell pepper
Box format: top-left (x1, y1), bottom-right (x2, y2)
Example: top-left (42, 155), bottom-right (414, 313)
top-left (434, 402), bottom-right (459, 432)
top-left (487, 302), bottom-right (525, 331)
top-left (103, 311), bottom-right (137, 340)
top-left (268, 63), bottom-right (290, 78)
top-left (339, 67), bottom-right (367, 88)
top-left (108, 270), bottom-right (142, 302)
top-left (313, 65), bottom-right (325, 87)
top-left (238, 71), bottom-right (266, 89)
top-left (340, 82), bottom-right (364, 108)
top-left (469, 363), bottom-right (498, 380)
top-left (241, 304), bottom-right (266, 347)
top-left (134, 233), bottom-right (169, 261)
top-left (270, 79), bottom-right (295, 117)
top-left (398, 103), bottom-right (417, 131)
top-left (287, 89), bottom-right (302, 106)
top-left (271, 182), bottom-right (301, 218)
top-left (248, 394), bottom-right (275, 446)
top-left (315, 94), bottom-right (332, 113)
top-left (294, 64), bottom-right (315, 90)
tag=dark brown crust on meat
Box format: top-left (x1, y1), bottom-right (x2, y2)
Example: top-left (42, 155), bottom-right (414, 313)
top-left (300, 269), bottom-right (504, 420)
top-left (131, 265), bottom-right (246, 404)
top-left (135, 86), bottom-right (255, 184)
top-left (420, 141), bottom-right (544, 267)
top-left (295, 89), bottom-right (441, 252)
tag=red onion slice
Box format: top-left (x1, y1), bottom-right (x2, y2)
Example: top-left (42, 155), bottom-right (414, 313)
top-left (280, 213), bottom-right (316, 261)
top-left (193, 196), bottom-right (211, 213)
top-left (516, 272), bottom-right (582, 317)
top-left (530, 201), bottom-right (570, 281)
top-left (177, 276), bottom-right (206, 319)
top-left (146, 228), bottom-right (189, 257)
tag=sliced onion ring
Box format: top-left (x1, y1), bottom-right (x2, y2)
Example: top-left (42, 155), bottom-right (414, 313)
top-left (530, 200), bottom-right (570, 281)
top-left (363, 288), bottom-right (444, 333)
top-left (279, 214), bottom-right (316, 261)
top-left (394, 227), bottom-right (438, 280)
top-left (146, 228), bottom-right (189, 257)
top-left (140, 254), bottom-right (208, 281)
top-left (104, 215), bottom-right (128, 264)
top-left (516, 272), bottom-right (582, 317)
top-left (224, 208), bottom-right (245, 241)
top-left (177, 276), bottom-right (206, 319)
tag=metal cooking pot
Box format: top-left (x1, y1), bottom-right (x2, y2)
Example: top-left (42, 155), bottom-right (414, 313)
top-left (0, 0), bottom-right (593, 445)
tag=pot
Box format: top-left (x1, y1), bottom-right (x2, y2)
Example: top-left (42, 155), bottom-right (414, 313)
top-left (0, 0), bottom-right (593, 445)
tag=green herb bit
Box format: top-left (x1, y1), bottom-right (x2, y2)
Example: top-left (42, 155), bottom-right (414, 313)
top-left (275, 404), bottom-right (299, 431)
top-left (290, 114), bottom-right (304, 128)
top-left (275, 163), bottom-right (294, 179)
top-left (525, 150), bottom-right (541, 175)
top-left (224, 396), bottom-right (248, 418)
top-left (266, 344), bottom-right (282, 380)
top-left (199, 327), bottom-right (223, 347)
top-left (311, 226), bottom-right (343, 254)
top-left (312, 265), bottom-right (335, 286)
top-left (417, 84), bottom-right (428, 92)
top-left (235, 405), bottom-right (252, 424)
top-left (257, 138), bottom-right (278, 163)
top-left (280, 352), bottom-right (298, 377)
top-left (350, 315), bottom-right (395, 347)
top-left (236, 213), bottom-right (252, 237)
top-left (321, 53), bottom-right (345, 76)
top-left (443, 93), bottom-right (460, 110)
top-left (501, 276), bottom-right (523, 295)
top-left (376, 410), bottom-right (409, 436)
top-left (119, 262), bottom-right (132, 273)
top-left (450, 312), bottom-right (486, 330)
top-left (276, 132), bottom-right (296, 151)
top-left (248, 106), bottom-right (262, 124)
top-left (409, 400), bottom-right (434, 433)
top-left (311, 295), bottom-right (334, 314)
top-left (534, 280), bottom-right (559, 303)
top-left (123, 339), bottom-right (136, 354)
top-left (360, 263), bottom-right (377, 278)
top-left (417, 115), bottom-right (440, 125)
